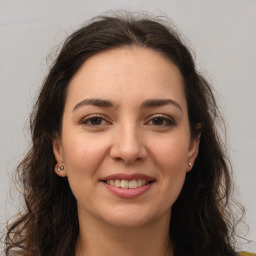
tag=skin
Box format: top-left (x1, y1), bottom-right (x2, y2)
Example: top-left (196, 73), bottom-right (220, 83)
top-left (53, 46), bottom-right (200, 256)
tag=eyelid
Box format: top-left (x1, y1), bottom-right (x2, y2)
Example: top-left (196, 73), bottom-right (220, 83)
top-left (80, 114), bottom-right (112, 126)
top-left (145, 114), bottom-right (176, 126)
top-left (79, 113), bottom-right (175, 127)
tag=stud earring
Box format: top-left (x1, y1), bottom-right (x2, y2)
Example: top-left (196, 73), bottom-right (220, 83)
top-left (57, 166), bottom-right (64, 172)
top-left (188, 162), bottom-right (192, 168)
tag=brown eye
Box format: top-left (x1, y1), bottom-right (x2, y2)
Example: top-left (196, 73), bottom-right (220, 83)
top-left (88, 117), bottom-right (104, 125)
top-left (151, 117), bottom-right (165, 125)
top-left (81, 115), bottom-right (110, 126)
top-left (148, 116), bottom-right (174, 126)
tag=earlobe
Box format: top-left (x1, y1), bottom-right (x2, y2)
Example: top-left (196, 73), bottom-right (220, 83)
top-left (187, 162), bottom-right (193, 172)
top-left (52, 135), bottom-right (67, 177)
top-left (55, 165), bottom-right (66, 177)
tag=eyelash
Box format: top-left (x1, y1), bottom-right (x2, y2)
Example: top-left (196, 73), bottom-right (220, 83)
top-left (81, 115), bottom-right (111, 126)
top-left (146, 115), bottom-right (175, 127)
top-left (80, 114), bottom-right (175, 127)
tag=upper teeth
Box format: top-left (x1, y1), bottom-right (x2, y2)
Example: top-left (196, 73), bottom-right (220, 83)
top-left (106, 179), bottom-right (148, 188)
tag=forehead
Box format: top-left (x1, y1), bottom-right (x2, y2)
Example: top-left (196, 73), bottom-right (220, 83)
top-left (66, 46), bottom-right (186, 110)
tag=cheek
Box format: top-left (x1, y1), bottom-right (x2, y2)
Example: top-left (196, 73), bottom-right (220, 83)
top-left (60, 133), bottom-right (110, 207)
top-left (158, 142), bottom-right (187, 190)
top-left (61, 132), bottom-right (110, 179)
top-left (149, 133), bottom-right (189, 203)
top-left (149, 133), bottom-right (189, 172)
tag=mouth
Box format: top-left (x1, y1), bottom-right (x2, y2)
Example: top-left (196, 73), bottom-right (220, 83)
top-left (102, 179), bottom-right (154, 189)
top-left (100, 173), bottom-right (156, 197)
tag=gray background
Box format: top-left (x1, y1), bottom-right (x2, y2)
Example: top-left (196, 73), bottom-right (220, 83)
top-left (1, 0), bottom-right (255, 252)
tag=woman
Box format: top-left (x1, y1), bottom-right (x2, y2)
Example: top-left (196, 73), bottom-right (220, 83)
top-left (4, 13), bottom-right (254, 256)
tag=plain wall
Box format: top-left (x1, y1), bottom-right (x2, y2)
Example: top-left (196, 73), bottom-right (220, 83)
top-left (1, 0), bottom-right (255, 252)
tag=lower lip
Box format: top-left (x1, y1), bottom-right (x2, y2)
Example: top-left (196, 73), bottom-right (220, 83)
top-left (102, 182), bottom-right (154, 199)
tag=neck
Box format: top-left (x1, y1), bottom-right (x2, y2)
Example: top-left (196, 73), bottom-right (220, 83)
top-left (75, 212), bottom-right (173, 256)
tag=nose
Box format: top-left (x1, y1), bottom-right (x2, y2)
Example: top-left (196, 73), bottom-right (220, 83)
top-left (110, 124), bottom-right (147, 164)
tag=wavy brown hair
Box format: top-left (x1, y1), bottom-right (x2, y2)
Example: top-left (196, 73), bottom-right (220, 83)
top-left (4, 13), bottom-right (240, 256)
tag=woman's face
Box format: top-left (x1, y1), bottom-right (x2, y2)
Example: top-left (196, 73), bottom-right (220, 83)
top-left (53, 46), bottom-right (199, 228)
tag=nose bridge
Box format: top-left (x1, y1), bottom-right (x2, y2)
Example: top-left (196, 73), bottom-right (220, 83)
top-left (110, 121), bottom-right (147, 163)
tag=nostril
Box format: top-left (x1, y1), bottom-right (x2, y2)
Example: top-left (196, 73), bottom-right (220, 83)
top-left (110, 144), bottom-right (148, 164)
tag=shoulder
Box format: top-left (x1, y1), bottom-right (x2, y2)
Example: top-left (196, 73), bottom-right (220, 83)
top-left (238, 252), bottom-right (256, 256)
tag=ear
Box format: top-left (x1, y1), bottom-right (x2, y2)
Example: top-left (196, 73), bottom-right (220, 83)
top-left (52, 134), bottom-right (67, 177)
top-left (187, 129), bottom-right (201, 172)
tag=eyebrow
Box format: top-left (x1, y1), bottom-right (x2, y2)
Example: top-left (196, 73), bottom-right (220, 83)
top-left (73, 98), bottom-right (115, 111)
top-left (73, 98), bottom-right (182, 112)
top-left (140, 99), bottom-right (182, 112)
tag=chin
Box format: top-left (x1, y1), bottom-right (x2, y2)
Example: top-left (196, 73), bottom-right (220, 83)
top-left (105, 215), bottom-right (151, 229)
top-left (100, 206), bottom-right (162, 229)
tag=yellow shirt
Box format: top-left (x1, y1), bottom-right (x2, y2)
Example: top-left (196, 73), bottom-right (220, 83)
top-left (238, 252), bottom-right (256, 256)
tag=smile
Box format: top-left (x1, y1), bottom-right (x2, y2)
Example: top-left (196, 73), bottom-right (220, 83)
top-left (104, 179), bottom-right (150, 189)
top-left (101, 173), bottom-right (155, 198)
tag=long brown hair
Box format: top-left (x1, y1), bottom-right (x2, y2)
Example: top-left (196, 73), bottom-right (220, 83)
top-left (5, 13), bottom-right (240, 256)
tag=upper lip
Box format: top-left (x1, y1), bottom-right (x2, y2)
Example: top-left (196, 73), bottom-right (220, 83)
top-left (101, 173), bottom-right (155, 181)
